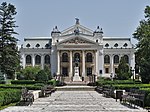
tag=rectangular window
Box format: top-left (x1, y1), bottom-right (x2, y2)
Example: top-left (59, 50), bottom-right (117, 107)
top-left (105, 68), bottom-right (109, 73)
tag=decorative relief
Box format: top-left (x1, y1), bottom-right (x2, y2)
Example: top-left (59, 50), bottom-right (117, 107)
top-left (63, 37), bottom-right (91, 44)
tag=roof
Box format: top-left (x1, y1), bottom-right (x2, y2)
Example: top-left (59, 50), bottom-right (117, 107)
top-left (24, 37), bottom-right (52, 40)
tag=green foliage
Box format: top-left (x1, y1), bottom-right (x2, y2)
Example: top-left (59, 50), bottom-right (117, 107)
top-left (0, 81), bottom-right (6, 84)
top-left (96, 79), bottom-right (141, 86)
top-left (44, 65), bottom-right (52, 80)
top-left (0, 84), bottom-right (42, 90)
top-left (35, 70), bottom-right (48, 82)
top-left (116, 56), bottom-right (131, 80)
top-left (18, 66), bottom-right (40, 80)
top-left (17, 66), bottom-right (52, 81)
top-left (47, 79), bottom-right (61, 86)
top-left (0, 89), bottom-right (21, 107)
top-left (133, 6), bottom-right (150, 83)
top-left (0, 2), bottom-right (20, 78)
top-left (11, 80), bottom-right (44, 85)
top-left (113, 84), bottom-right (150, 91)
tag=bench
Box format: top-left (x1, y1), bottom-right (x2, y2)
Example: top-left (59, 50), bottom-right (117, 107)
top-left (21, 87), bottom-right (34, 106)
top-left (102, 85), bottom-right (114, 97)
top-left (41, 85), bottom-right (56, 97)
top-left (95, 86), bottom-right (103, 93)
top-left (121, 89), bottom-right (145, 108)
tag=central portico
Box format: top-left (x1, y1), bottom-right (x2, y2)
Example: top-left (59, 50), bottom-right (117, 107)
top-left (51, 19), bottom-right (103, 82)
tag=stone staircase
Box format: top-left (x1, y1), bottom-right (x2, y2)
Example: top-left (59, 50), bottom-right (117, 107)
top-left (56, 81), bottom-right (95, 91)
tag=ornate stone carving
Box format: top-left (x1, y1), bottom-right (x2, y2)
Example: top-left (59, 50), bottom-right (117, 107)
top-left (63, 37), bottom-right (91, 44)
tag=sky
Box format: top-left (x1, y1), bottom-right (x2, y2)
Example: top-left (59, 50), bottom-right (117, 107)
top-left (1, 0), bottom-right (150, 44)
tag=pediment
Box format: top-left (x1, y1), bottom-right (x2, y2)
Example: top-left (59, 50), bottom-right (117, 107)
top-left (61, 24), bottom-right (93, 36)
top-left (58, 36), bottom-right (96, 45)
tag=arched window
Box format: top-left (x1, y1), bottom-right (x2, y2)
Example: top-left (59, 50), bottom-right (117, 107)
top-left (114, 55), bottom-right (119, 64)
top-left (35, 55), bottom-right (41, 64)
top-left (26, 55), bottom-right (32, 64)
top-left (45, 55), bottom-right (50, 64)
top-left (104, 55), bottom-right (110, 64)
top-left (45, 44), bottom-right (50, 49)
top-left (124, 55), bottom-right (129, 63)
top-left (74, 53), bottom-right (80, 62)
top-left (35, 43), bottom-right (40, 48)
top-left (114, 43), bottom-right (118, 48)
top-left (105, 43), bottom-right (109, 48)
top-left (62, 53), bottom-right (68, 62)
top-left (123, 43), bottom-right (128, 48)
top-left (26, 43), bottom-right (30, 48)
top-left (86, 53), bottom-right (93, 62)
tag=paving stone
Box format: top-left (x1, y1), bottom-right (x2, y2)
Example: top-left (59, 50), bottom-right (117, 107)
top-left (1, 91), bottom-right (147, 112)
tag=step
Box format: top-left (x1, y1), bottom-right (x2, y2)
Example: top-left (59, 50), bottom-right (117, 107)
top-left (65, 81), bottom-right (88, 86)
top-left (56, 86), bottom-right (95, 91)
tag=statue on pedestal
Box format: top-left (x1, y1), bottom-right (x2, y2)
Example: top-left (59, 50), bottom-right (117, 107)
top-left (73, 56), bottom-right (82, 81)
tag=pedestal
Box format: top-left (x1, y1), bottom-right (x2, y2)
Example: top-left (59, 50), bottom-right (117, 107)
top-left (73, 67), bottom-right (82, 81)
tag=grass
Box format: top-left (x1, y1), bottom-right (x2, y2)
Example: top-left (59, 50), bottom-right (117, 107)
top-left (0, 102), bottom-right (17, 110)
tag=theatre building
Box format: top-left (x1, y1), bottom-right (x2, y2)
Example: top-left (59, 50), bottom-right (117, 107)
top-left (20, 19), bottom-right (135, 82)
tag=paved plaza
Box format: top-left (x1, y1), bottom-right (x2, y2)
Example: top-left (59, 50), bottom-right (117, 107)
top-left (1, 91), bottom-right (147, 112)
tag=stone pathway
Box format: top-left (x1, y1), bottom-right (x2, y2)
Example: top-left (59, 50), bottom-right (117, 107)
top-left (1, 91), bottom-right (147, 112)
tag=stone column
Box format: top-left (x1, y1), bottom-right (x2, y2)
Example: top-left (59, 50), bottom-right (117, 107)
top-left (130, 53), bottom-right (135, 78)
top-left (22, 54), bottom-right (25, 69)
top-left (57, 51), bottom-right (60, 75)
top-left (82, 50), bottom-right (85, 77)
top-left (111, 54), bottom-right (114, 76)
top-left (95, 50), bottom-right (98, 75)
top-left (41, 54), bottom-right (44, 69)
top-left (32, 54), bottom-right (35, 67)
top-left (69, 51), bottom-right (73, 78)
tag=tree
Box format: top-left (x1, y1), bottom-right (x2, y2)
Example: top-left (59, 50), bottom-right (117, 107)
top-left (133, 6), bottom-right (150, 83)
top-left (35, 70), bottom-right (48, 82)
top-left (116, 56), bottom-right (131, 80)
top-left (19, 66), bottom-right (40, 80)
top-left (44, 65), bottom-right (52, 80)
top-left (0, 2), bottom-right (19, 79)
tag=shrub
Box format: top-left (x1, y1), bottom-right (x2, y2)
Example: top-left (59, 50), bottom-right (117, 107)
top-left (96, 79), bottom-right (141, 86)
top-left (112, 84), bottom-right (150, 92)
top-left (0, 89), bottom-right (21, 107)
top-left (34, 83), bottom-right (45, 87)
top-left (11, 80), bottom-right (44, 85)
top-left (0, 84), bottom-right (42, 90)
top-left (116, 57), bottom-right (131, 80)
top-left (47, 79), bottom-right (61, 86)
top-left (35, 70), bottom-right (48, 82)
top-left (19, 66), bottom-right (41, 80)
top-left (0, 80), bottom-right (6, 84)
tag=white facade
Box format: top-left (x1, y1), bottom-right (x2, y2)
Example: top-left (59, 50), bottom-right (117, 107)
top-left (20, 20), bottom-right (135, 82)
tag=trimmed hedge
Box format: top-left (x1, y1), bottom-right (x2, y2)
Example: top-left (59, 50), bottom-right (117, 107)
top-left (96, 79), bottom-right (141, 86)
top-left (0, 81), bottom-right (6, 84)
top-left (0, 84), bottom-right (42, 90)
top-left (0, 89), bottom-right (21, 107)
top-left (11, 80), bottom-right (45, 85)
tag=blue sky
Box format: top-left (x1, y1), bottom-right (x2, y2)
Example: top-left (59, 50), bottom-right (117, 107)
top-left (1, 0), bottom-right (150, 44)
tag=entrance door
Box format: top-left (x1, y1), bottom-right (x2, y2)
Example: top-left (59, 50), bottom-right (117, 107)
top-left (87, 67), bottom-right (92, 76)
top-left (62, 67), bottom-right (68, 77)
